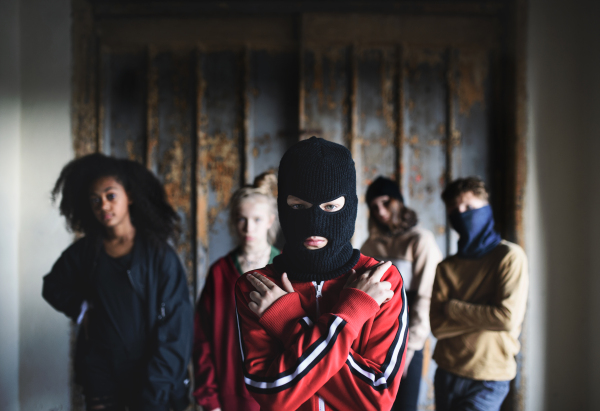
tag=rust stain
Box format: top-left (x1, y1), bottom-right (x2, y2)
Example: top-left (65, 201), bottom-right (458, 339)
top-left (409, 135), bottom-right (419, 145)
top-left (72, 0), bottom-right (98, 158)
top-left (126, 140), bottom-right (137, 160)
top-left (205, 132), bottom-right (240, 228)
top-left (406, 47), bottom-right (444, 71)
top-left (457, 49), bottom-right (489, 115)
top-left (380, 49), bottom-right (396, 133)
top-left (252, 147), bottom-right (259, 158)
top-left (437, 123), bottom-right (446, 135)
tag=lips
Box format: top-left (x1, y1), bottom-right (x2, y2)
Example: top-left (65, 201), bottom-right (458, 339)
top-left (304, 237), bottom-right (326, 247)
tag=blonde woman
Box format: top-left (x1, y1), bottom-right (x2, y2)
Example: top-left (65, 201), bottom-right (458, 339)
top-left (193, 172), bottom-right (280, 411)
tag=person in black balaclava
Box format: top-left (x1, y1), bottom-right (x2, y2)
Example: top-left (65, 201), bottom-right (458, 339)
top-left (430, 176), bottom-right (529, 411)
top-left (234, 137), bottom-right (409, 411)
top-left (273, 136), bottom-right (361, 281)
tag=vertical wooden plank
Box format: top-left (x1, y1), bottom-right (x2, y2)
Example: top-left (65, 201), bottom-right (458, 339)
top-left (151, 49), bottom-right (195, 285)
top-left (451, 48), bottom-right (492, 184)
top-left (404, 47), bottom-right (449, 256)
top-left (198, 50), bottom-right (243, 270)
top-left (242, 46), bottom-right (251, 185)
top-left (146, 46), bottom-right (159, 170)
top-left (72, 0), bottom-right (98, 157)
top-left (195, 47), bottom-right (209, 298)
top-left (246, 49), bottom-right (299, 178)
top-left (354, 46), bottom-right (398, 248)
top-left (302, 46), bottom-right (351, 147)
top-left (298, 14), bottom-right (306, 139)
top-left (99, 48), bottom-right (147, 162)
top-left (396, 45), bottom-right (406, 191)
top-left (349, 44), bottom-right (363, 248)
top-left (446, 48), bottom-right (458, 257)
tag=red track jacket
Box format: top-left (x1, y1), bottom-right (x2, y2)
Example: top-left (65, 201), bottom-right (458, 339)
top-left (235, 254), bottom-right (408, 411)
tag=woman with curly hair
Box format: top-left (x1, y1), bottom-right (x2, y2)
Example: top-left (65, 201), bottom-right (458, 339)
top-left (361, 176), bottom-right (443, 411)
top-left (193, 172), bottom-right (279, 411)
top-left (42, 153), bottom-right (193, 411)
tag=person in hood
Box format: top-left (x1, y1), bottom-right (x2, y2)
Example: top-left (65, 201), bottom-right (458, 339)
top-left (361, 176), bottom-right (442, 411)
top-left (42, 153), bottom-right (193, 411)
top-left (430, 177), bottom-right (529, 411)
top-left (234, 137), bottom-right (409, 411)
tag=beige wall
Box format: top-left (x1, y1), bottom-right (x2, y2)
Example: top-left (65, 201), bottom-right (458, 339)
top-left (526, 0), bottom-right (600, 410)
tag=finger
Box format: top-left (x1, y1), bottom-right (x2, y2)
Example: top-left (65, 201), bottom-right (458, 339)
top-left (371, 261), bottom-right (393, 282)
top-left (249, 291), bottom-right (263, 304)
top-left (247, 273), bottom-right (270, 294)
top-left (382, 290), bottom-right (394, 304)
top-left (345, 269), bottom-right (358, 287)
top-left (248, 301), bottom-right (259, 315)
top-left (281, 273), bottom-right (295, 293)
top-left (253, 272), bottom-right (277, 289)
top-left (380, 281), bottom-right (392, 291)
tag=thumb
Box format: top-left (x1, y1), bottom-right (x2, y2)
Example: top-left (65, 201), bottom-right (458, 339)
top-left (281, 273), bottom-right (295, 293)
top-left (345, 269), bottom-right (357, 287)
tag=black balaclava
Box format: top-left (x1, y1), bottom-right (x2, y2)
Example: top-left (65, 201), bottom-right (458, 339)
top-left (366, 176), bottom-right (404, 206)
top-left (273, 137), bottom-right (360, 282)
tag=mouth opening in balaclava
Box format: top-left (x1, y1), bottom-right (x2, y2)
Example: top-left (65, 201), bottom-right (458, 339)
top-left (273, 137), bottom-right (360, 282)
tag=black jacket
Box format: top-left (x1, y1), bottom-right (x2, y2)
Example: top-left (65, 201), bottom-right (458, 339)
top-left (42, 235), bottom-right (193, 411)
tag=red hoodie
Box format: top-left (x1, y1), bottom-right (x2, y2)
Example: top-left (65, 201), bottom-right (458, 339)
top-left (234, 253), bottom-right (408, 411)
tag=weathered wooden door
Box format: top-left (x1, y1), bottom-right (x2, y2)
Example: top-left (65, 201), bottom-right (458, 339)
top-left (73, 1), bottom-right (524, 409)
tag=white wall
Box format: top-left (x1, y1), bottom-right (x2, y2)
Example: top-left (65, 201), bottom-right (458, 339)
top-left (0, 0), bottom-right (22, 409)
top-left (526, 0), bottom-right (600, 410)
top-left (18, 0), bottom-right (74, 409)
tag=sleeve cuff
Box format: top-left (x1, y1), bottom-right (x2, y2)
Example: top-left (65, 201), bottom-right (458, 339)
top-left (260, 292), bottom-right (307, 340)
top-left (447, 299), bottom-right (463, 321)
top-left (331, 288), bottom-right (380, 335)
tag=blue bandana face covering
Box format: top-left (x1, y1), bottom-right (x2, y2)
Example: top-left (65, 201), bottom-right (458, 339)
top-left (449, 205), bottom-right (502, 259)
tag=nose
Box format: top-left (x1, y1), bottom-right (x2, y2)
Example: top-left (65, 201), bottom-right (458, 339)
top-left (101, 198), bottom-right (110, 211)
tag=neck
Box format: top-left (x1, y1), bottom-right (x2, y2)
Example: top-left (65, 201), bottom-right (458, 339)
top-left (241, 240), bottom-right (270, 256)
top-left (104, 218), bottom-right (136, 243)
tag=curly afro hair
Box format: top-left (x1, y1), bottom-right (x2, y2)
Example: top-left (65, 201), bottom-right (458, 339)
top-left (52, 153), bottom-right (180, 242)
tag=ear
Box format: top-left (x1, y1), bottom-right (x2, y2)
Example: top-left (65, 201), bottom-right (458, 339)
top-left (267, 213), bottom-right (276, 229)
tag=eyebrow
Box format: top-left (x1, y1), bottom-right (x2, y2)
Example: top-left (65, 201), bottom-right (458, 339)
top-left (89, 186), bottom-right (117, 195)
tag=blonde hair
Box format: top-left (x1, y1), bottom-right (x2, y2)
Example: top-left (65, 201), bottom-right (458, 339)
top-left (229, 171), bottom-right (279, 245)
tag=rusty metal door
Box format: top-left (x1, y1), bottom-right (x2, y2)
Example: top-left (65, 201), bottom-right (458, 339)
top-left (73, 2), bottom-right (521, 409)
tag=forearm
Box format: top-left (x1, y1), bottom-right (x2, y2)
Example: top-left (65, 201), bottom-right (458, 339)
top-left (447, 299), bottom-right (513, 331)
top-left (237, 288), bottom-right (380, 410)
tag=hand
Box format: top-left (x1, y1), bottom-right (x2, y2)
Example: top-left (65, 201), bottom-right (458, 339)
top-left (402, 349), bottom-right (415, 378)
top-left (247, 272), bottom-right (295, 317)
top-left (344, 261), bottom-right (394, 306)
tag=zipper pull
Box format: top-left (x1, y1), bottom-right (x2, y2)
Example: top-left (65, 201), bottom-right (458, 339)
top-left (316, 281), bottom-right (324, 299)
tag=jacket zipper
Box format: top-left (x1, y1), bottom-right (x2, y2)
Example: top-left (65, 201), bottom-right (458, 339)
top-left (312, 281), bottom-right (326, 411)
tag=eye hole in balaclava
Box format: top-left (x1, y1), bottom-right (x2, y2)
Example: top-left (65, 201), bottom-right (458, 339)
top-left (273, 137), bottom-right (361, 282)
top-left (287, 195), bottom-right (346, 214)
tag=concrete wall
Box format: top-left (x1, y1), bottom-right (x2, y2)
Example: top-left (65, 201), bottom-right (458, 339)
top-left (526, 0), bottom-right (600, 410)
top-left (18, 0), bottom-right (73, 407)
top-left (0, 0), bottom-right (22, 409)
top-left (0, 0), bottom-right (74, 410)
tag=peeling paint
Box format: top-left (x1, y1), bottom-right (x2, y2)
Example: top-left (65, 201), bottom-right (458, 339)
top-left (457, 49), bottom-right (489, 115)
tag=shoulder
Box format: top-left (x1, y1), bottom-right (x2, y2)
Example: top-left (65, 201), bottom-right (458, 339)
top-left (206, 254), bottom-right (236, 277)
top-left (495, 240), bottom-right (527, 267)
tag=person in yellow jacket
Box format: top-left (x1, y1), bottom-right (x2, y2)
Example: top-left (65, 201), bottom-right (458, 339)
top-left (430, 177), bottom-right (529, 411)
